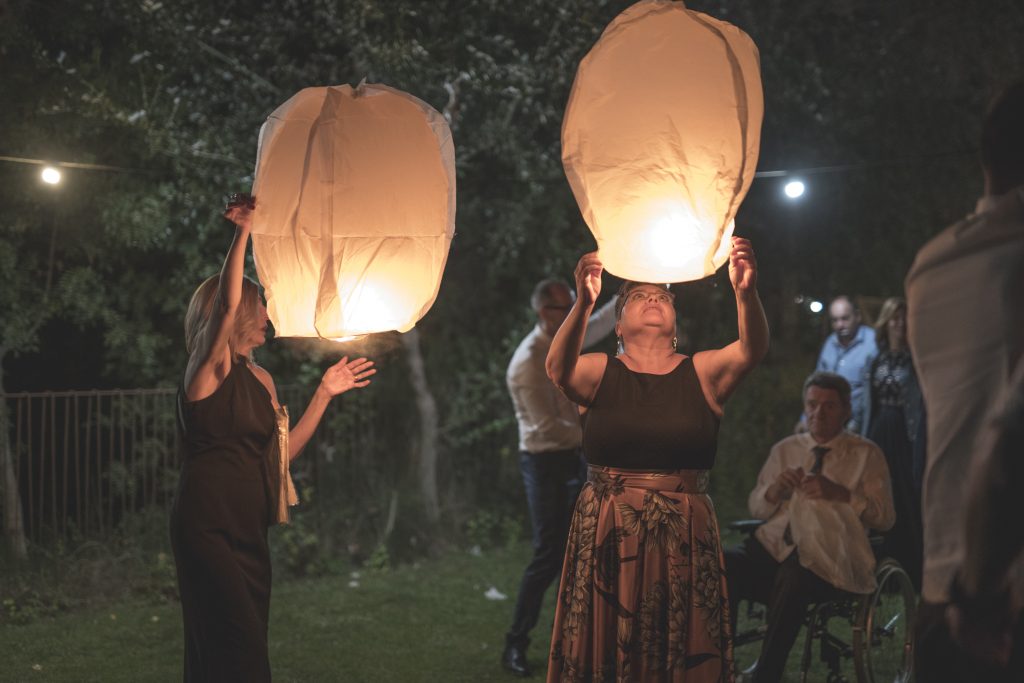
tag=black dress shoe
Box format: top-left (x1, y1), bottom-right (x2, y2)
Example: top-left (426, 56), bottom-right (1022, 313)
top-left (501, 644), bottom-right (532, 677)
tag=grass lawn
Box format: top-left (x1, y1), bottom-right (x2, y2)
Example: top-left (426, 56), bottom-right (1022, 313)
top-left (1, 539), bottom-right (911, 682)
top-left (1, 543), bottom-right (553, 683)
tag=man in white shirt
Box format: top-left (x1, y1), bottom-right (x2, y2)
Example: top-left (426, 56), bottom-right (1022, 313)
top-left (725, 372), bottom-right (894, 683)
top-left (906, 80), bottom-right (1024, 682)
top-left (501, 279), bottom-right (617, 677)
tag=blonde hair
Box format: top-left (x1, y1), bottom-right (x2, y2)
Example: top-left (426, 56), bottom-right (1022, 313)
top-left (873, 297), bottom-right (906, 352)
top-left (184, 274), bottom-right (262, 359)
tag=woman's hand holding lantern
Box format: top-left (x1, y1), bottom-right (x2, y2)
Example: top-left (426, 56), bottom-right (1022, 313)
top-left (223, 193), bottom-right (256, 232)
top-left (728, 237), bottom-right (758, 294)
top-left (574, 251), bottom-right (604, 308)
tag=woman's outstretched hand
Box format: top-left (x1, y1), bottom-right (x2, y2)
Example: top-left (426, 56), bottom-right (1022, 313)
top-left (728, 236), bottom-right (757, 293)
top-left (223, 193), bottom-right (256, 232)
top-left (574, 251), bottom-right (603, 307)
top-left (320, 356), bottom-right (376, 396)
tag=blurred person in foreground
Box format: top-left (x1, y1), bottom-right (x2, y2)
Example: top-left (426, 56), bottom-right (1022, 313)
top-left (501, 278), bottom-right (617, 677)
top-left (171, 194), bottom-right (375, 682)
top-left (905, 80), bottom-right (1024, 682)
top-left (946, 361), bottom-right (1024, 676)
top-left (545, 237), bottom-right (769, 683)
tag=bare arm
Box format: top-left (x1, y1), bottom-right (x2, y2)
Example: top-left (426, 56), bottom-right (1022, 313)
top-left (184, 195), bottom-right (255, 401)
top-left (581, 295), bottom-right (619, 349)
top-left (509, 360), bottom-right (583, 440)
top-left (546, 252), bottom-right (608, 405)
top-left (693, 237), bottom-right (769, 413)
top-left (288, 357), bottom-right (376, 460)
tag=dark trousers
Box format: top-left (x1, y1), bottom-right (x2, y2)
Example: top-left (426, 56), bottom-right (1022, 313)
top-left (505, 449), bottom-right (586, 649)
top-left (915, 599), bottom-right (1024, 683)
top-left (725, 536), bottom-right (842, 683)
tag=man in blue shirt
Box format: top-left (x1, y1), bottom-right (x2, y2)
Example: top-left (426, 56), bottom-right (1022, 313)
top-left (816, 295), bottom-right (877, 434)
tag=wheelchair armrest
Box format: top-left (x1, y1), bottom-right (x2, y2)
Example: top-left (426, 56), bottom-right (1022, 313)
top-left (728, 519), bottom-right (766, 535)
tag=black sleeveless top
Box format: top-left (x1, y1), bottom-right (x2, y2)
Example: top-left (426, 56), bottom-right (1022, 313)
top-left (178, 360), bottom-right (276, 482)
top-left (582, 355), bottom-right (720, 470)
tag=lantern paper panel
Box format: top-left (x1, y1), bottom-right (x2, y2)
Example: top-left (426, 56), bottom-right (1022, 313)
top-left (562, 0), bottom-right (763, 283)
top-left (250, 83), bottom-right (456, 339)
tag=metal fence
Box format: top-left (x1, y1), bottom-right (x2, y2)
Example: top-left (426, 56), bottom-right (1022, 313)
top-left (1, 385), bottom-right (377, 547)
top-left (2, 388), bottom-right (179, 544)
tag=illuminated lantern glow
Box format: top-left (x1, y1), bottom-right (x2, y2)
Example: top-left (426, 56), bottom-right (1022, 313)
top-left (250, 82), bottom-right (456, 338)
top-left (562, 0), bottom-right (763, 283)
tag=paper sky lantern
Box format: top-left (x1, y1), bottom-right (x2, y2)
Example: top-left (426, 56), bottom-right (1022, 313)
top-left (562, 0), bottom-right (763, 283)
top-left (250, 82), bottom-right (456, 339)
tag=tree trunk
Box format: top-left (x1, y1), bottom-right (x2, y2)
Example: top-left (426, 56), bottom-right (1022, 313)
top-left (401, 329), bottom-right (441, 525)
top-left (0, 353), bottom-right (28, 560)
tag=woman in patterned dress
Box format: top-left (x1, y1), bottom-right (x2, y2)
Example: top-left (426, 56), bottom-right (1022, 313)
top-left (545, 237), bottom-right (768, 683)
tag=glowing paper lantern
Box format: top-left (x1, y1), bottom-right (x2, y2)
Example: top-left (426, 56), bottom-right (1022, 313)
top-left (562, 0), bottom-right (763, 283)
top-left (250, 82), bottom-right (456, 339)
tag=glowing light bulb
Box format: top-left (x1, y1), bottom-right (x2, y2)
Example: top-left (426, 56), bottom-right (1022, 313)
top-left (41, 167), bottom-right (62, 185)
top-left (784, 180), bottom-right (805, 199)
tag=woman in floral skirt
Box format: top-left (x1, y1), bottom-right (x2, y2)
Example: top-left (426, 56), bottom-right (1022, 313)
top-left (545, 238), bottom-right (768, 682)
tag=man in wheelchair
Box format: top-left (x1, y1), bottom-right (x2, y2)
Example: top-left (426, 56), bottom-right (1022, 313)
top-left (725, 371), bottom-right (895, 682)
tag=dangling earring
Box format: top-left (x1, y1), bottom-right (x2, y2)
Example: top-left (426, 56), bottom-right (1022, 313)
top-left (617, 337), bottom-right (624, 355)
top-left (672, 336), bottom-right (678, 351)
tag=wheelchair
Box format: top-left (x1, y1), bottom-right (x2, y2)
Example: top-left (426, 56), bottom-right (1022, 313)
top-left (728, 519), bottom-right (916, 683)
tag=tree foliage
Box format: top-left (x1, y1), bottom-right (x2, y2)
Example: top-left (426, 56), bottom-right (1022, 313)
top-left (2, 0), bottom-right (1022, 552)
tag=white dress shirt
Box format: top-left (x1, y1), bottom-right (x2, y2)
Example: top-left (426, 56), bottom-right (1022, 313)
top-left (749, 431), bottom-right (895, 593)
top-left (905, 186), bottom-right (1024, 603)
top-left (507, 297), bottom-right (617, 453)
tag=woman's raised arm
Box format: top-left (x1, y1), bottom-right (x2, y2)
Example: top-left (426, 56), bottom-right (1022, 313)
top-left (184, 195), bottom-right (255, 400)
top-left (546, 252), bottom-right (608, 406)
top-left (693, 237), bottom-right (770, 413)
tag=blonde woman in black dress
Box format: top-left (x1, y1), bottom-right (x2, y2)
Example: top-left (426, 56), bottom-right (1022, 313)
top-left (546, 238), bottom-right (768, 682)
top-left (171, 194), bottom-right (375, 682)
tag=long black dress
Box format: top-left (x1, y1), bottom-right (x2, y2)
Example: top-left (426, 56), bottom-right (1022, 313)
top-left (170, 360), bottom-right (275, 682)
top-left (865, 349), bottom-right (924, 588)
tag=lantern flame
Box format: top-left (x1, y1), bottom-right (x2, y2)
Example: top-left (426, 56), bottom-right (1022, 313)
top-left (335, 279), bottom-right (414, 337)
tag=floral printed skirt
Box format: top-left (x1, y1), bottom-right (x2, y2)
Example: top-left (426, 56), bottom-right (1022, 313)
top-left (547, 466), bottom-right (734, 683)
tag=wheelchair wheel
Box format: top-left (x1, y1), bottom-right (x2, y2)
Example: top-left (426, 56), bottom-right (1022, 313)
top-left (732, 600), bottom-right (767, 679)
top-left (853, 559), bottom-right (915, 683)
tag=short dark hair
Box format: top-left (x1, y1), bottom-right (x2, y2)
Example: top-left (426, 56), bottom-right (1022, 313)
top-left (530, 279), bottom-right (571, 312)
top-left (802, 371), bottom-right (851, 408)
top-left (614, 281), bottom-right (673, 320)
top-left (981, 81), bottom-right (1024, 189)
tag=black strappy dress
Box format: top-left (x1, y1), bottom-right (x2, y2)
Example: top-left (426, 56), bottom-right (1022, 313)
top-left (170, 360), bottom-right (275, 682)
